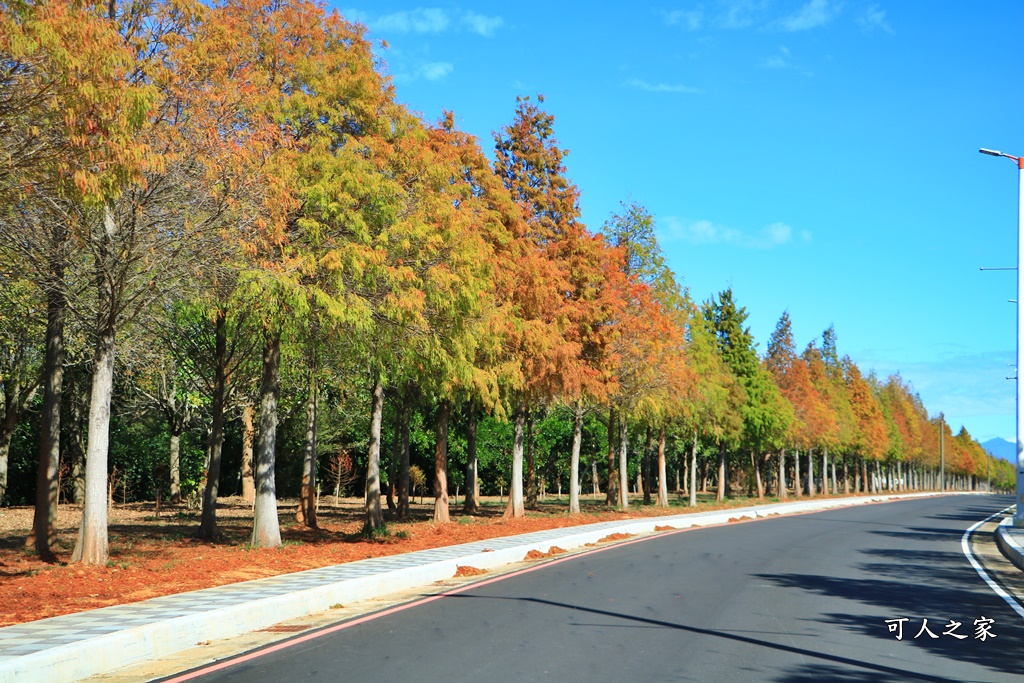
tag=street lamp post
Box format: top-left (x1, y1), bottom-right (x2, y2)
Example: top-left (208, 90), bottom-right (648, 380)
top-left (980, 147), bottom-right (1024, 527)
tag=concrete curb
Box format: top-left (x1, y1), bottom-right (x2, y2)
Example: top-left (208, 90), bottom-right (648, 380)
top-left (0, 491), bottom-right (979, 683)
top-left (996, 516), bottom-right (1024, 572)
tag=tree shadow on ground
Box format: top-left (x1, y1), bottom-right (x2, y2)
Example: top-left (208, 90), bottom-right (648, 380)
top-left (447, 594), bottom-right (965, 683)
top-left (770, 663), bottom-right (940, 683)
top-left (754, 571), bottom-right (1024, 678)
top-left (868, 526), bottom-right (966, 543)
top-left (923, 499), bottom-right (1014, 524)
top-left (856, 547), bottom-right (986, 585)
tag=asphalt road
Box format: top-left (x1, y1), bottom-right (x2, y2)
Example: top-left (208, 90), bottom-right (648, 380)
top-left (167, 495), bottom-right (1023, 683)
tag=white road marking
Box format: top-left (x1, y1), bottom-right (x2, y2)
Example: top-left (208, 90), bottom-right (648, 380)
top-left (961, 506), bottom-right (1024, 620)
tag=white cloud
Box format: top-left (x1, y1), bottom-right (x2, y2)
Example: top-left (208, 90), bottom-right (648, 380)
top-left (392, 61), bottom-right (454, 83)
top-left (764, 221), bottom-right (792, 244)
top-left (354, 8), bottom-right (504, 37)
top-left (664, 1), bottom-right (768, 31)
top-left (761, 46), bottom-right (790, 68)
top-left (758, 46), bottom-right (813, 75)
top-left (858, 4), bottom-right (893, 33)
top-left (665, 1), bottom-right (849, 34)
top-left (626, 78), bottom-right (701, 94)
top-left (662, 217), bottom-right (807, 249)
top-left (462, 11), bottom-right (503, 36)
top-left (776, 0), bottom-right (841, 32)
top-left (866, 350), bottom-right (1016, 438)
top-left (719, 0), bottom-right (768, 29)
top-left (419, 62), bottom-right (453, 80)
top-left (371, 8), bottom-right (450, 34)
top-left (664, 9), bottom-right (704, 30)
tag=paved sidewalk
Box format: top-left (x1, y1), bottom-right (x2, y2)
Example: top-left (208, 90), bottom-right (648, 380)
top-left (0, 492), bottom-right (1006, 683)
top-left (996, 517), bottom-right (1024, 571)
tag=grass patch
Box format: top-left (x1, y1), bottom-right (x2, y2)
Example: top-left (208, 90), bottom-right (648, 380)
top-left (360, 522), bottom-right (392, 541)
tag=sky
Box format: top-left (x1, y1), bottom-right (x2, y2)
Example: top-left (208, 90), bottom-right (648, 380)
top-left (333, 0), bottom-right (1024, 443)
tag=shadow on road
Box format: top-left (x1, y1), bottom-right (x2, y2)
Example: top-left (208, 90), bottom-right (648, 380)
top-left (755, 565), bottom-right (1023, 677)
top-left (447, 594), bottom-right (963, 683)
top-left (770, 662), bottom-right (925, 683)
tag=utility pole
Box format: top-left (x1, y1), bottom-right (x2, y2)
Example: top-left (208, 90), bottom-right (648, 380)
top-left (979, 147), bottom-right (1024, 525)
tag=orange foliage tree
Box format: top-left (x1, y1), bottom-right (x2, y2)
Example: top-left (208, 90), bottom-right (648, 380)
top-left (767, 312), bottom-right (834, 497)
top-left (492, 95), bottom-right (593, 518)
top-left (844, 359), bottom-right (890, 492)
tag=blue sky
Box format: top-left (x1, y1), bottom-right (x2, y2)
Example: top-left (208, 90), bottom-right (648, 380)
top-left (335, 1), bottom-right (1024, 443)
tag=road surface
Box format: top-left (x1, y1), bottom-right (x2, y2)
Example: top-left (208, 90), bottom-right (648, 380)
top-left (165, 495), bottom-right (1023, 683)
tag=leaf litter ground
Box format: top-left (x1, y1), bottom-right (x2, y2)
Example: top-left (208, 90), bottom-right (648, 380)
top-left (0, 492), bottom-right (837, 626)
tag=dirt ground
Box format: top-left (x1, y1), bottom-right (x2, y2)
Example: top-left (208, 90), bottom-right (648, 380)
top-left (0, 492), bottom-right (799, 627)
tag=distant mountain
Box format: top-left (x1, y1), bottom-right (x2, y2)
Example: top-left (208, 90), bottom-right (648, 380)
top-left (981, 437), bottom-right (1016, 463)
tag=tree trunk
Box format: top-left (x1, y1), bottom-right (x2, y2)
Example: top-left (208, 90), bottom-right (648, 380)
top-left (386, 395), bottom-right (399, 513)
top-left (525, 410), bottom-right (537, 510)
top-left (716, 442), bottom-right (726, 502)
top-left (464, 401), bottom-right (479, 514)
top-left (642, 426), bottom-right (652, 505)
top-left (793, 448), bottom-right (801, 498)
top-left (72, 314), bottom-right (116, 565)
top-left (569, 401), bottom-right (583, 513)
top-left (689, 428), bottom-right (698, 507)
top-left (591, 460), bottom-right (599, 495)
top-left (618, 414), bottom-right (629, 511)
top-left (432, 399), bottom-right (451, 522)
top-left (752, 450), bottom-right (764, 499)
top-left (240, 402), bottom-right (255, 502)
top-left (168, 429), bottom-right (181, 504)
top-left (503, 403), bottom-right (526, 518)
top-left (656, 425), bottom-right (668, 507)
top-left (605, 407), bottom-right (618, 506)
top-left (807, 447), bottom-right (816, 496)
top-left (364, 373), bottom-right (384, 529)
top-left (250, 332), bottom-right (282, 548)
top-left (831, 454), bottom-right (837, 494)
top-left (821, 447), bottom-right (829, 495)
top-left (0, 428), bottom-right (10, 505)
top-left (28, 277), bottom-right (64, 562)
top-left (200, 310), bottom-right (227, 540)
top-left (397, 392), bottom-right (411, 520)
top-left (843, 457), bottom-right (850, 494)
top-left (67, 369), bottom-right (86, 504)
top-left (778, 449), bottom-right (787, 499)
top-left (297, 370), bottom-right (319, 528)
top-left (1, 376), bottom-right (37, 506)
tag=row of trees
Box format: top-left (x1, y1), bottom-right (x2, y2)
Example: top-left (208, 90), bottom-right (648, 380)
top-left (1, 0), bottom-right (1012, 566)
